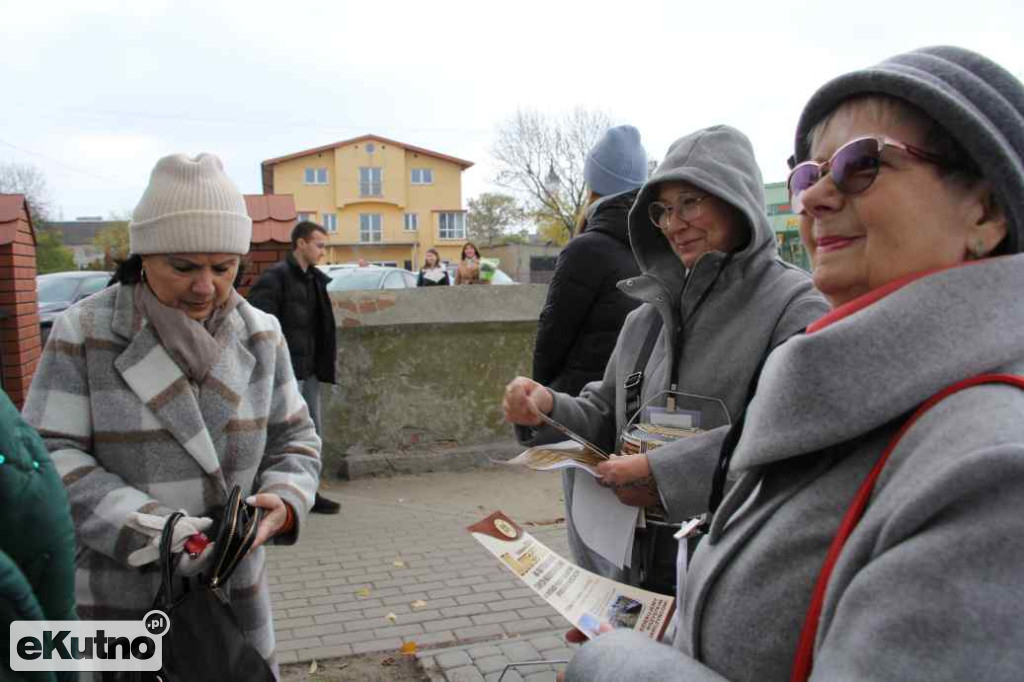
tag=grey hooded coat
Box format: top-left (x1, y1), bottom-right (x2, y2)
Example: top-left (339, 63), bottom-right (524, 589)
top-left (518, 125), bottom-right (828, 585)
top-left (565, 256), bottom-right (1024, 681)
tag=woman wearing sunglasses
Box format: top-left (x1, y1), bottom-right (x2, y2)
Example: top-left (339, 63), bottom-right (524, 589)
top-left (504, 125), bottom-right (827, 595)
top-left (562, 46), bottom-right (1024, 682)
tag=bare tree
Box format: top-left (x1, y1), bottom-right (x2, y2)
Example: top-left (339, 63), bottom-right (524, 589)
top-left (467, 192), bottom-right (526, 246)
top-left (491, 108), bottom-right (614, 243)
top-left (0, 162), bottom-right (52, 223)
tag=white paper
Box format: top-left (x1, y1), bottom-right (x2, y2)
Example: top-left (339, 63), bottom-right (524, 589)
top-left (468, 511), bottom-right (675, 641)
top-left (499, 440), bottom-right (603, 476)
top-left (572, 472), bottom-right (641, 569)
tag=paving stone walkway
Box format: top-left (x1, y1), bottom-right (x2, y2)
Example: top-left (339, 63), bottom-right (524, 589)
top-left (266, 486), bottom-right (578, 680)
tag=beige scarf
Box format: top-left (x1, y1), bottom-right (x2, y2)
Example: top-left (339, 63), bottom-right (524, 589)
top-left (135, 283), bottom-right (242, 383)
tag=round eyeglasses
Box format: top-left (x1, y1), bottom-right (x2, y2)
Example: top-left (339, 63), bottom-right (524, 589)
top-left (648, 194), bottom-right (709, 230)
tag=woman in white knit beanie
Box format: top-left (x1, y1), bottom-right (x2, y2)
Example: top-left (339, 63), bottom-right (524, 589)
top-left (24, 153), bottom-right (322, 679)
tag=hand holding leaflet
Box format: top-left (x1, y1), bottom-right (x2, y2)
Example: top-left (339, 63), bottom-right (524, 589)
top-left (536, 412), bottom-right (611, 460)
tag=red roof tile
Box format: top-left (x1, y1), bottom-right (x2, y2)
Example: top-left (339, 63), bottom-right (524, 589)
top-left (261, 134), bottom-right (474, 170)
top-left (245, 195), bottom-right (270, 222)
top-left (0, 195), bottom-right (27, 224)
top-left (245, 194), bottom-right (295, 244)
top-left (0, 195), bottom-right (29, 246)
top-left (267, 194), bottom-right (295, 222)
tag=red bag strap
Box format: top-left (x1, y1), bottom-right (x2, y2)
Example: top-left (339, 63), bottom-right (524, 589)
top-left (790, 373), bottom-right (1024, 682)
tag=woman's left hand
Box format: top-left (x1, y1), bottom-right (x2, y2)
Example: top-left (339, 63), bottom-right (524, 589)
top-left (596, 454), bottom-right (651, 486)
top-left (557, 624), bottom-right (614, 682)
top-left (246, 493), bottom-right (289, 549)
top-left (596, 455), bottom-right (660, 507)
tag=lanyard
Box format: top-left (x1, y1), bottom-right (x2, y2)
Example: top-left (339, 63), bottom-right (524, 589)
top-left (667, 254), bottom-right (734, 396)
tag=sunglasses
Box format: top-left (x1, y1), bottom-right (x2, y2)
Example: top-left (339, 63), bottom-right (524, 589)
top-left (787, 136), bottom-right (945, 214)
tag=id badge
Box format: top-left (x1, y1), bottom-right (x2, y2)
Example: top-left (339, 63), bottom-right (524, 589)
top-left (644, 406), bottom-right (702, 430)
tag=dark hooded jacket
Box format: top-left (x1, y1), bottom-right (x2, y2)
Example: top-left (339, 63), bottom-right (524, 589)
top-left (532, 189), bottom-right (642, 396)
top-left (248, 253), bottom-right (337, 383)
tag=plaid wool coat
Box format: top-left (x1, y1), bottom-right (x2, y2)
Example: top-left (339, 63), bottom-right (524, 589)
top-left (22, 283), bottom-right (322, 670)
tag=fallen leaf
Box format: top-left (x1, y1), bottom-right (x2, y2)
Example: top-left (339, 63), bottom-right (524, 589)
top-left (410, 600), bottom-right (427, 609)
top-left (386, 612), bottom-right (398, 623)
top-left (308, 660), bottom-right (318, 675)
top-left (355, 587), bottom-right (371, 598)
top-left (523, 518), bottom-right (566, 527)
top-left (380, 656), bottom-right (396, 666)
top-left (400, 641), bottom-right (418, 655)
top-left (393, 560), bottom-right (406, 568)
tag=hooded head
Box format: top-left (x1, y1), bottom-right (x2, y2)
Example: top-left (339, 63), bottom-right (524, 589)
top-left (628, 125), bottom-right (775, 288)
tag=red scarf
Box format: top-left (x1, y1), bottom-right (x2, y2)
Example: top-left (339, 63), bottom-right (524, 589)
top-left (807, 260), bottom-right (994, 334)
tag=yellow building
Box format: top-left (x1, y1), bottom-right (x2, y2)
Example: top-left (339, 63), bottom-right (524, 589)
top-left (261, 135), bottom-right (473, 268)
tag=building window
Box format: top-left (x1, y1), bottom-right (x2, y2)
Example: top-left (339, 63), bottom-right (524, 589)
top-left (404, 213), bottom-right (418, 231)
top-left (359, 167), bottom-right (382, 196)
top-left (359, 213), bottom-right (382, 242)
top-left (297, 211), bottom-right (314, 223)
top-left (322, 213), bottom-right (338, 233)
top-left (438, 212), bottom-right (466, 240)
top-left (410, 168), bottom-right (433, 185)
top-left (304, 168), bottom-right (328, 185)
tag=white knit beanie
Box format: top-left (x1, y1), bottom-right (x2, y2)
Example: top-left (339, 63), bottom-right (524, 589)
top-left (130, 153), bottom-right (252, 255)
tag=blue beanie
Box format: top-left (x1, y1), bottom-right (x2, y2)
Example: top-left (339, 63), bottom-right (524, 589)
top-left (585, 125), bottom-right (648, 197)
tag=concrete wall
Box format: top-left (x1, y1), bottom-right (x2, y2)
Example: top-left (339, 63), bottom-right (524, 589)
top-left (322, 284), bottom-right (547, 477)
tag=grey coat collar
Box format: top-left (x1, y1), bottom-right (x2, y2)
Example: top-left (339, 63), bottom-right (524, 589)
top-left (732, 256), bottom-right (1024, 472)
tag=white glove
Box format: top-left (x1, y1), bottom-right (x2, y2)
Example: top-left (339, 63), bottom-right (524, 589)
top-left (125, 511), bottom-right (214, 568)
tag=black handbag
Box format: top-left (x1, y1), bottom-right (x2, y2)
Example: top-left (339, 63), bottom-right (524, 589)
top-left (151, 486), bottom-right (275, 682)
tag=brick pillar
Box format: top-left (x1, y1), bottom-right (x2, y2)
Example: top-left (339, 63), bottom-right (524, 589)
top-left (0, 195), bottom-right (41, 409)
top-left (238, 241), bottom-right (291, 297)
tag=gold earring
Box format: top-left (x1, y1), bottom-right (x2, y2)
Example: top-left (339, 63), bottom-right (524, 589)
top-left (970, 238), bottom-right (987, 259)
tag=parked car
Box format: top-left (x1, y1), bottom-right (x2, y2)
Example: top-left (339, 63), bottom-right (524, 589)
top-left (324, 265), bottom-right (419, 292)
top-left (37, 271), bottom-right (112, 344)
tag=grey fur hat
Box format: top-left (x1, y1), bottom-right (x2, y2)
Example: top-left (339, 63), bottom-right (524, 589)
top-left (794, 46), bottom-right (1024, 253)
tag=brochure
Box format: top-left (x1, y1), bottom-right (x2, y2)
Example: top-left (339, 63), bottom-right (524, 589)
top-left (500, 441), bottom-right (605, 476)
top-left (467, 511), bottom-right (675, 641)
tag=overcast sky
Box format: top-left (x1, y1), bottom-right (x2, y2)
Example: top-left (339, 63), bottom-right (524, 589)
top-left (2, 0), bottom-right (1018, 221)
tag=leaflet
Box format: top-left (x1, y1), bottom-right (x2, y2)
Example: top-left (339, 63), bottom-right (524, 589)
top-left (467, 511), bottom-right (675, 641)
top-left (499, 440), bottom-right (605, 476)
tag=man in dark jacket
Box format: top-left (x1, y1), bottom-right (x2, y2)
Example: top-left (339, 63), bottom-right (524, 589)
top-left (249, 221), bottom-right (340, 513)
